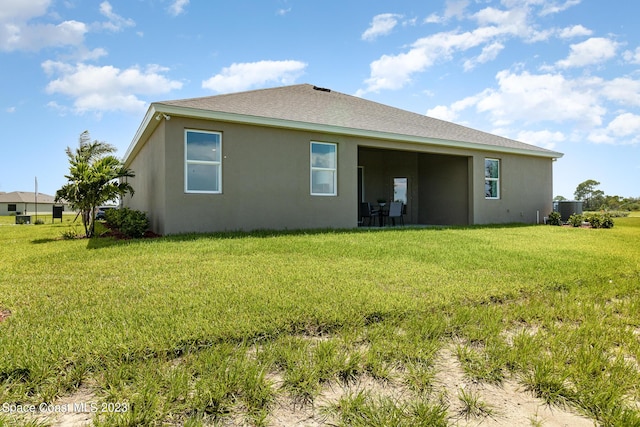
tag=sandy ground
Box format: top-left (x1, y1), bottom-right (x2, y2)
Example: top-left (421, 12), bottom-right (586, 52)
top-left (11, 344), bottom-right (597, 427)
top-left (265, 344), bottom-right (595, 427)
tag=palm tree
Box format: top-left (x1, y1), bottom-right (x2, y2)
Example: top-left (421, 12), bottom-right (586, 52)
top-left (55, 131), bottom-right (135, 238)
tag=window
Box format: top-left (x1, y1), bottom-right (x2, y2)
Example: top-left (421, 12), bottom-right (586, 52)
top-left (8, 204), bottom-right (16, 212)
top-left (310, 142), bottom-right (337, 196)
top-left (185, 130), bottom-right (222, 193)
top-left (485, 158), bottom-right (500, 199)
top-left (393, 178), bottom-right (407, 205)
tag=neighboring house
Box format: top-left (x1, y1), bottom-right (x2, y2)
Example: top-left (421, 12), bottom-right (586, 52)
top-left (122, 84), bottom-right (563, 235)
top-left (0, 191), bottom-right (68, 216)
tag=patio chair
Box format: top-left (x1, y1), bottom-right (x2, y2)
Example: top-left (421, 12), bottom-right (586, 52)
top-left (360, 202), bottom-right (376, 226)
top-left (387, 202), bottom-right (404, 226)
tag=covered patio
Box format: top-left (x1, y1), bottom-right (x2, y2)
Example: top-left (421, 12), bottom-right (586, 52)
top-left (358, 147), bottom-right (471, 226)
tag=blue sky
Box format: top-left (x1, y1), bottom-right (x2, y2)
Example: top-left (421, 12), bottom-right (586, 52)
top-left (1, 0), bottom-right (639, 200)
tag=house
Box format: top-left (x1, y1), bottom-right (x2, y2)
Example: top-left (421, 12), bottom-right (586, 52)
top-left (122, 84), bottom-right (563, 235)
top-left (0, 191), bottom-right (53, 216)
top-left (0, 191), bottom-right (68, 216)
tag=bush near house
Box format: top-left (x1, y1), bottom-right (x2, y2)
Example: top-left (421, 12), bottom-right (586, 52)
top-left (548, 211), bottom-right (616, 228)
top-left (585, 212), bottom-right (614, 229)
top-left (547, 211), bottom-right (562, 225)
top-left (568, 213), bottom-right (583, 227)
top-left (104, 207), bottom-right (150, 238)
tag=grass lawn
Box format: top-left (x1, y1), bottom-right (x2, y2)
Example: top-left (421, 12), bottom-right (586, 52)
top-left (0, 215), bottom-right (639, 426)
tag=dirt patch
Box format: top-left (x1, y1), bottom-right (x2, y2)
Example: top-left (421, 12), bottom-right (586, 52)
top-left (0, 308), bottom-right (11, 322)
top-left (228, 339), bottom-right (600, 426)
top-left (6, 342), bottom-right (600, 426)
top-left (267, 373), bottom-right (408, 426)
top-left (10, 386), bottom-right (98, 427)
top-left (432, 344), bottom-right (595, 427)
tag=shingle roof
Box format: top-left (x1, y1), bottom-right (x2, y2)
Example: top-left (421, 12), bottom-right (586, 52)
top-left (141, 84), bottom-right (561, 158)
top-left (0, 191), bottom-right (56, 203)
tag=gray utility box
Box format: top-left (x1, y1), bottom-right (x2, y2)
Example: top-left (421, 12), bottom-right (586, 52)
top-left (15, 215), bottom-right (31, 224)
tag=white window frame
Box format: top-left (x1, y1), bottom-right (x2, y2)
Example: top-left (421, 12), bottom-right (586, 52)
top-left (310, 141), bottom-right (337, 196)
top-left (185, 129), bottom-right (222, 194)
top-left (485, 158), bottom-right (500, 199)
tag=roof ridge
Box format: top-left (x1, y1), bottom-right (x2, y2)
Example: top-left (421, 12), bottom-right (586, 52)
top-left (156, 83), bottom-right (314, 105)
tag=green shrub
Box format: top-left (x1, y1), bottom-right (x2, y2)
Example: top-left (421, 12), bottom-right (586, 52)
top-left (547, 211), bottom-right (562, 226)
top-left (601, 213), bottom-right (614, 228)
top-left (105, 208), bottom-right (149, 238)
top-left (585, 212), bottom-right (614, 229)
top-left (104, 208), bottom-right (125, 228)
top-left (586, 213), bottom-right (601, 228)
top-left (568, 213), bottom-right (583, 227)
top-left (60, 224), bottom-right (80, 240)
top-left (120, 209), bottom-right (149, 238)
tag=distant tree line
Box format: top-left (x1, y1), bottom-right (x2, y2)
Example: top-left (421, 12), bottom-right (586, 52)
top-left (554, 179), bottom-right (640, 211)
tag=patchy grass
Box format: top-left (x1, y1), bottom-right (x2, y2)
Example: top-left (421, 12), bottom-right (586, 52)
top-left (0, 215), bottom-right (639, 425)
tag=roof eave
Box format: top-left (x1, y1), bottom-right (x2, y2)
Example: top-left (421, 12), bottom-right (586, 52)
top-left (124, 104), bottom-right (563, 163)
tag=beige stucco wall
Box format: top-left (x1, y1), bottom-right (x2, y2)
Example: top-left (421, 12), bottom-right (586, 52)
top-left (124, 121), bottom-right (167, 233)
top-left (137, 117), bottom-right (358, 235)
top-left (125, 116), bottom-right (555, 234)
top-left (471, 153), bottom-right (553, 225)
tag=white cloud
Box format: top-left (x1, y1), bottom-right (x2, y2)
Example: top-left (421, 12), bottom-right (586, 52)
top-left (277, 8), bottom-right (292, 16)
top-left (425, 0), bottom-right (470, 24)
top-left (607, 113), bottom-right (640, 137)
top-left (426, 105), bottom-right (457, 121)
top-left (202, 60), bottom-right (307, 93)
top-left (6, 106), bottom-right (16, 113)
top-left (0, 19), bottom-right (87, 51)
top-left (600, 77), bottom-right (640, 107)
top-left (588, 113), bottom-right (640, 144)
top-left (428, 69), bottom-right (606, 129)
top-left (558, 24), bottom-right (592, 39)
top-left (97, 1), bottom-right (135, 32)
top-left (168, 0), bottom-right (189, 17)
top-left (555, 37), bottom-right (619, 68)
top-left (538, 0), bottom-right (582, 17)
top-left (361, 13), bottom-right (402, 41)
top-left (426, 92), bottom-right (485, 121)
top-left (425, 14), bottom-right (442, 24)
top-left (0, 0), bottom-right (89, 51)
top-left (77, 47), bottom-right (108, 61)
top-left (429, 67), bottom-right (640, 146)
top-left (43, 61), bottom-right (183, 114)
top-left (463, 42), bottom-right (504, 71)
top-left (623, 47), bottom-right (640, 64)
top-left (359, 25), bottom-right (514, 94)
top-left (444, 0), bottom-right (470, 20)
top-left (359, 1), bottom-right (600, 95)
top-left (0, 0), bottom-right (50, 22)
top-left (515, 129), bottom-right (565, 150)
top-left (360, 2), bottom-right (554, 94)
top-left (476, 70), bottom-right (605, 126)
top-left (0, 1), bottom-right (132, 52)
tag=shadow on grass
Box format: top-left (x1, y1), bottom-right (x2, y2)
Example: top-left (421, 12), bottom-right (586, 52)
top-left (84, 222), bottom-right (536, 250)
top-left (31, 238), bottom-right (58, 244)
